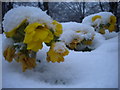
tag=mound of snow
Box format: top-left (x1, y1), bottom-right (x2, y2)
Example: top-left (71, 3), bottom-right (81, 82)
top-left (2, 6), bottom-right (53, 32)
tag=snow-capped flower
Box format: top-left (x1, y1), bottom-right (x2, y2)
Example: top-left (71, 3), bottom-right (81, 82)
top-left (3, 46), bottom-right (16, 62)
top-left (16, 52), bottom-right (36, 72)
top-left (23, 22), bottom-right (54, 52)
top-left (47, 42), bottom-right (69, 63)
top-left (60, 22), bottom-right (95, 51)
top-left (52, 20), bottom-right (63, 37)
top-left (82, 12), bottom-right (117, 37)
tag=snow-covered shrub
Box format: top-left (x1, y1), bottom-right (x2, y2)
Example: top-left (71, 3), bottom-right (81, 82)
top-left (60, 22), bottom-right (95, 51)
top-left (82, 12), bottom-right (117, 39)
top-left (2, 6), bottom-right (69, 72)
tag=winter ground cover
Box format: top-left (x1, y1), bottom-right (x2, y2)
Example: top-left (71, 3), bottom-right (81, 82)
top-left (2, 32), bottom-right (118, 88)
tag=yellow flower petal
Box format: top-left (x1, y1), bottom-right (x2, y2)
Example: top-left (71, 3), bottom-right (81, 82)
top-left (52, 20), bottom-right (63, 37)
top-left (44, 30), bottom-right (54, 43)
top-left (24, 22), bottom-right (43, 33)
top-left (69, 39), bottom-right (81, 50)
top-left (92, 15), bottom-right (101, 22)
top-left (5, 19), bottom-right (27, 38)
top-left (83, 40), bottom-right (93, 45)
top-left (17, 53), bottom-right (36, 72)
top-left (109, 15), bottom-right (116, 24)
top-left (24, 31), bottom-right (35, 43)
top-left (108, 24), bottom-right (116, 32)
top-left (33, 29), bottom-right (49, 41)
top-left (3, 46), bottom-right (16, 62)
top-left (99, 29), bottom-right (105, 34)
top-left (27, 41), bottom-right (43, 52)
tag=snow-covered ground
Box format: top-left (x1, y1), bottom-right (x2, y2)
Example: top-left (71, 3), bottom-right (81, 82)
top-left (2, 33), bottom-right (118, 88)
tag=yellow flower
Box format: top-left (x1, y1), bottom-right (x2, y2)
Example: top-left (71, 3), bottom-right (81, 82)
top-left (3, 46), bottom-right (16, 62)
top-left (47, 42), bottom-right (69, 63)
top-left (5, 19), bottom-right (27, 38)
top-left (92, 15), bottom-right (102, 22)
top-left (24, 22), bottom-right (54, 52)
top-left (109, 15), bottom-right (116, 24)
top-left (76, 30), bottom-right (81, 33)
top-left (52, 20), bottom-right (63, 37)
top-left (108, 24), bottom-right (116, 32)
top-left (104, 25), bottom-right (109, 29)
top-left (69, 39), bottom-right (81, 50)
top-left (83, 40), bottom-right (93, 45)
top-left (99, 29), bottom-right (105, 34)
top-left (16, 53), bottom-right (36, 72)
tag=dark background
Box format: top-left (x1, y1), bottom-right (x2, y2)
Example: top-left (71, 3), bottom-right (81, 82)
top-left (1, 2), bottom-right (120, 32)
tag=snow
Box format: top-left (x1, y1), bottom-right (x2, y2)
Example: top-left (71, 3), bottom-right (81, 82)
top-left (86, 32), bottom-right (105, 50)
top-left (2, 34), bottom-right (14, 53)
top-left (82, 12), bottom-right (114, 25)
top-left (2, 6), bottom-right (53, 32)
top-left (54, 42), bottom-right (68, 53)
top-left (2, 33), bottom-right (118, 88)
top-left (103, 30), bottom-right (118, 40)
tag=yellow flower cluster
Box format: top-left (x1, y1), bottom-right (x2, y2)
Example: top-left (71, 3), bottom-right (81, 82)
top-left (23, 22), bottom-right (54, 52)
top-left (67, 29), bottom-right (94, 50)
top-left (3, 18), bottom-right (68, 72)
top-left (15, 52), bottom-right (36, 72)
top-left (3, 46), bottom-right (16, 62)
top-left (68, 38), bottom-right (93, 50)
top-left (69, 39), bottom-right (81, 50)
top-left (92, 15), bottom-right (116, 34)
top-left (3, 46), bottom-right (36, 72)
top-left (47, 42), bottom-right (69, 63)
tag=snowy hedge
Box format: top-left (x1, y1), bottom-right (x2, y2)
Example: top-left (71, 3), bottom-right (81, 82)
top-left (2, 6), bottom-right (69, 72)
